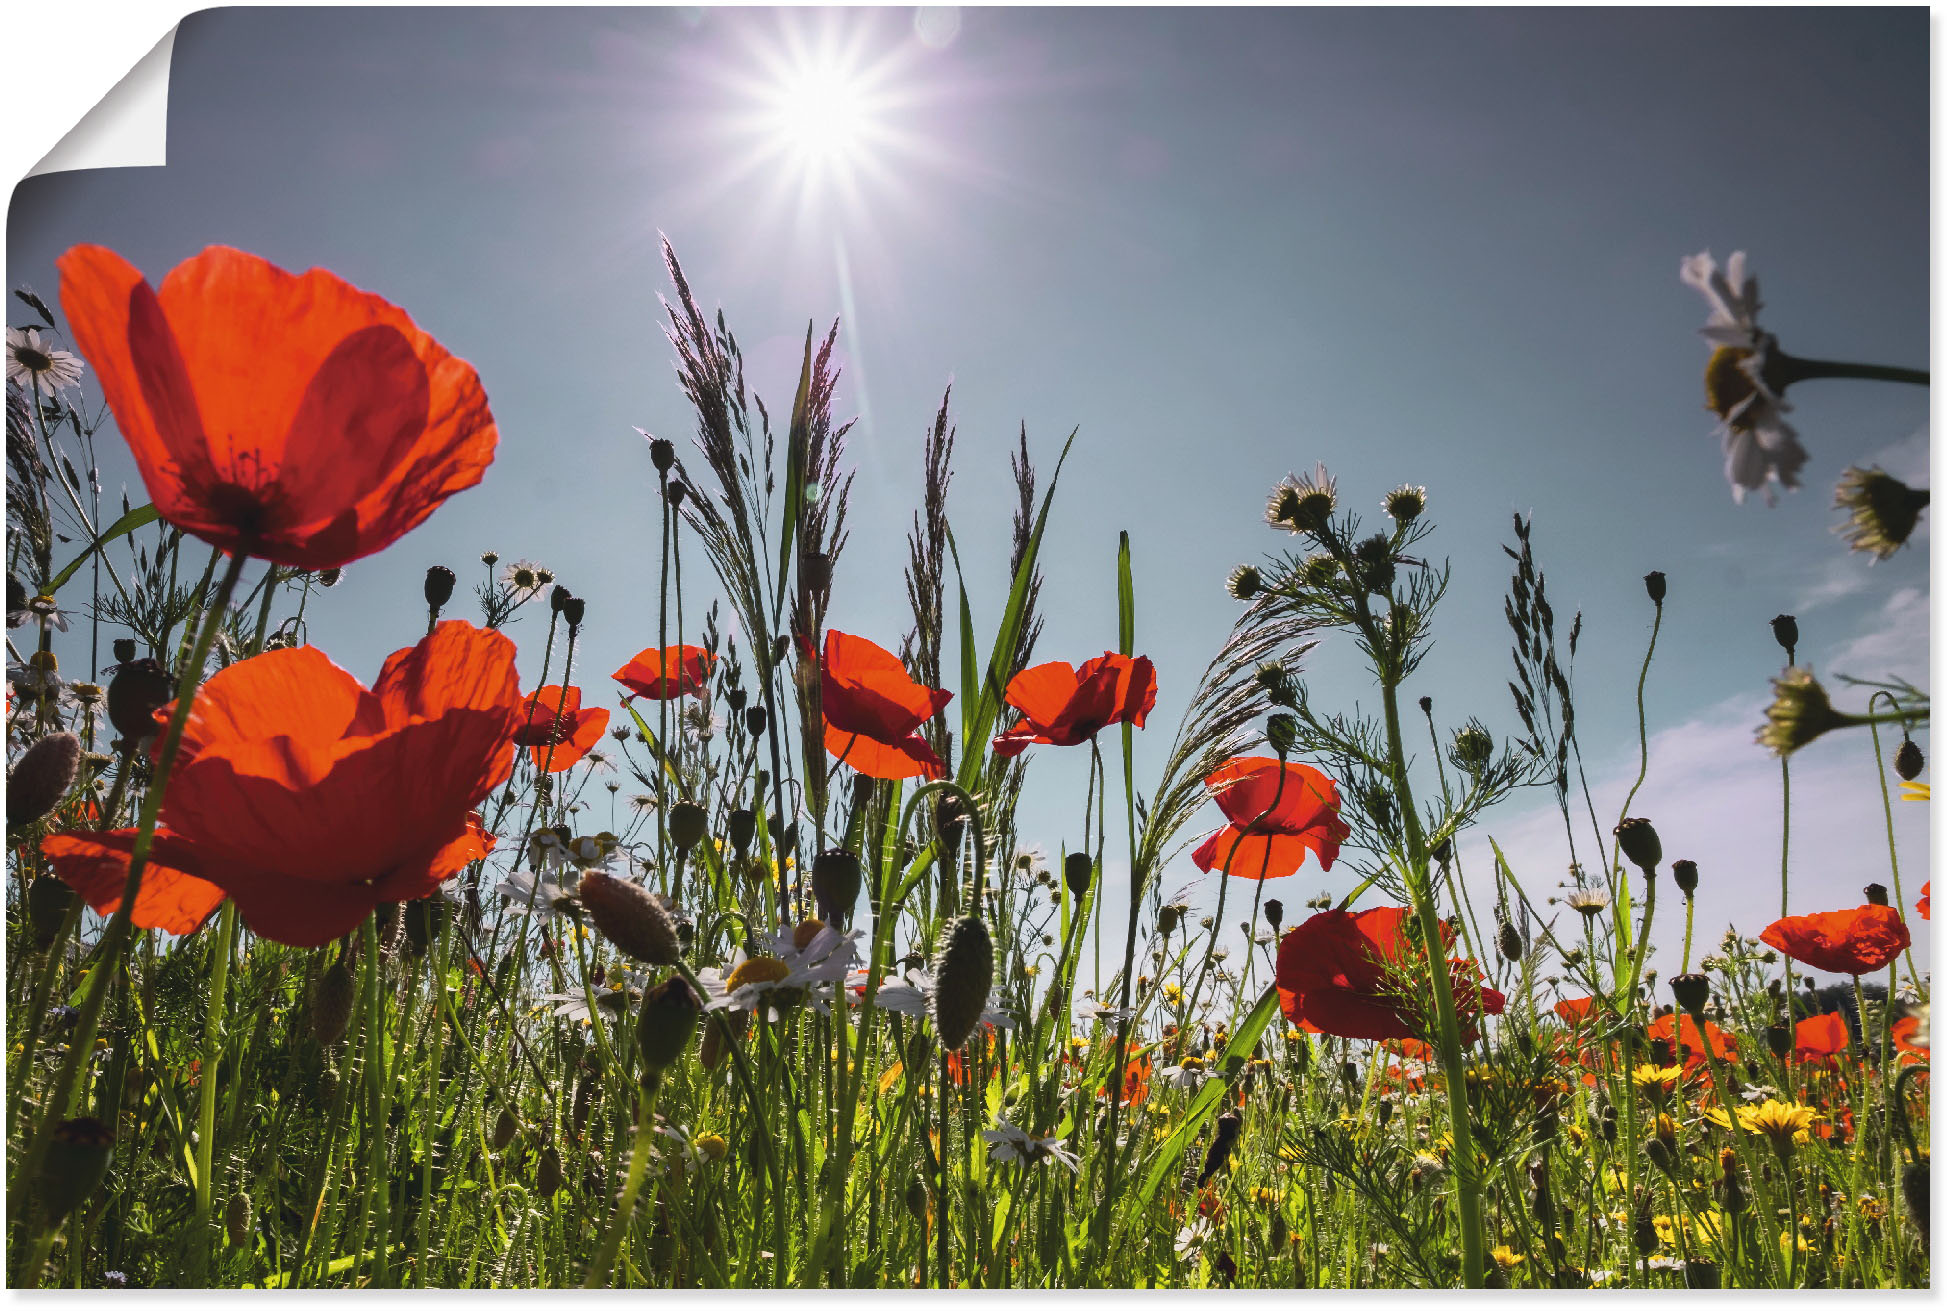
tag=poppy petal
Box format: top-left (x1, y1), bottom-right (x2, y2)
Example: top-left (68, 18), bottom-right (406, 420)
top-left (824, 722), bottom-right (948, 781)
top-left (171, 645), bottom-right (380, 764)
top-left (41, 828), bottom-right (226, 936)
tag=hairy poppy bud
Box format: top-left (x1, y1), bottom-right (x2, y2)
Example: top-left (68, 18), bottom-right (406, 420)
top-left (1264, 899), bottom-right (1283, 933)
top-left (404, 898), bottom-right (442, 957)
top-left (1157, 904), bottom-right (1181, 938)
top-left (578, 871), bottom-right (680, 966)
top-left (559, 595), bottom-right (585, 628)
top-left (744, 705), bottom-right (767, 738)
top-left (28, 875), bottom-right (75, 946)
top-left (1600, 1104), bottom-right (1617, 1143)
top-left (536, 1145), bottom-right (563, 1198)
top-left (1497, 918), bottom-right (1524, 964)
top-left (1265, 712), bottom-right (1297, 758)
top-left (107, 658), bottom-right (172, 743)
top-left (649, 437), bottom-right (675, 473)
top-left (1770, 613), bottom-right (1798, 655)
top-left (491, 1108), bottom-right (520, 1151)
top-left (1895, 737), bottom-right (1925, 782)
top-left (423, 565), bottom-right (456, 613)
top-left (1644, 1136), bottom-right (1676, 1177)
top-left (1064, 851), bottom-right (1093, 898)
top-left (904, 1178), bottom-right (930, 1223)
top-left (812, 850), bottom-right (863, 924)
top-left (668, 481), bottom-right (689, 508)
top-left (1865, 883), bottom-right (1890, 907)
top-left (39, 1117), bottom-right (113, 1225)
top-left (667, 801), bottom-right (708, 853)
top-left (1671, 973), bottom-right (1711, 1018)
top-left (1613, 817), bottom-right (1661, 871)
top-left (548, 584), bottom-right (574, 615)
top-left (111, 637), bottom-right (136, 664)
top-left (727, 808), bottom-right (756, 855)
top-left (318, 567), bottom-right (342, 588)
top-left (1671, 859), bottom-right (1698, 896)
top-left (1269, 1209), bottom-right (1289, 1253)
top-left (934, 792), bottom-right (968, 857)
top-left (700, 1010), bottom-right (746, 1071)
top-left (1644, 571), bottom-right (1666, 604)
top-left (8, 731), bottom-right (80, 827)
top-left (637, 977), bottom-right (703, 1073)
top-left (931, 916), bottom-right (994, 1051)
top-left (225, 1190), bottom-right (253, 1247)
top-left (1765, 1023), bottom-right (1792, 1062)
top-left (311, 958), bottom-right (356, 1045)
top-left (1198, 1110), bottom-right (1243, 1186)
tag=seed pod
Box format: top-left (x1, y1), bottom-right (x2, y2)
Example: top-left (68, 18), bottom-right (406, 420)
top-left (1631, 1189), bottom-right (1658, 1257)
top-left (8, 732), bottom-right (80, 827)
top-left (744, 705), bottom-right (767, 738)
top-left (1865, 883), bottom-right (1890, 907)
top-left (491, 1108), bottom-right (521, 1151)
top-left (1198, 1110), bottom-right (1243, 1187)
top-left (1903, 1160), bottom-right (1930, 1254)
top-left (577, 871), bottom-right (680, 966)
top-left (667, 802), bottom-right (708, 853)
top-left (572, 1069), bottom-right (597, 1135)
top-left (1644, 1137), bottom-right (1676, 1177)
top-left (1643, 571), bottom-right (1666, 604)
top-left (1064, 852), bottom-right (1093, 899)
top-left (1671, 973), bottom-right (1711, 1018)
top-left (1895, 738), bottom-right (1925, 782)
top-left (536, 1145), bottom-right (563, 1198)
top-left (649, 437), bottom-right (676, 473)
top-left (811, 850), bottom-right (863, 925)
top-left (107, 658), bottom-right (172, 742)
top-left (423, 565), bottom-right (457, 614)
top-left (1613, 817), bottom-right (1661, 871)
top-left (310, 958), bottom-right (356, 1045)
top-left (1157, 904), bottom-right (1181, 938)
top-left (225, 1190), bottom-right (253, 1247)
top-left (637, 976), bottom-right (703, 1073)
top-left (1770, 613), bottom-right (1799, 655)
top-left (1265, 712), bottom-right (1298, 758)
top-left (27, 875), bottom-right (76, 946)
top-left (931, 916), bottom-right (994, 1052)
top-left (727, 808), bottom-right (757, 855)
top-left (39, 1117), bottom-right (113, 1225)
top-left (1765, 1024), bottom-right (1793, 1062)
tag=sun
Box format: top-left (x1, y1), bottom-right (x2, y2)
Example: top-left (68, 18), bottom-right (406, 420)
top-left (769, 64), bottom-right (871, 167)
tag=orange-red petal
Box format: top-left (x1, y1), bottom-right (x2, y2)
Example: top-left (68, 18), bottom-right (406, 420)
top-left (41, 829), bottom-right (225, 936)
top-left (824, 722), bottom-right (948, 781)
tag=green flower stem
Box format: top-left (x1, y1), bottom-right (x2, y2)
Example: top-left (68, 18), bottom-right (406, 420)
top-left (11, 550), bottom-right (246, 1281)
top-left (1865, 696), bottom-right (1920, 980)
top-left (1778, 354), bottom-right (1929, 389)
top-left (585, 1075), bottom-right (662, 1286)
top-left (188, 899), bottom-right (239, 1283)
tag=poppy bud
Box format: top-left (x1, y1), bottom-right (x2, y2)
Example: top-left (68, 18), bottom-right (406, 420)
top-left (1377, 1097), bottom-right (1395, 1127)
top-left (1613, 817), bottom-right (1661, 871)
top-left (931, 916), bottom-right (994, 1052)
top-left (1269, 1209), bottom-right (1289, 1253)
top-left (637, 977), bottom-right (702, 1073)
top-left (491, 1108), bottom-right (521, 1151)
top-left (802, 552), bottom-right (833, 597)
top-left (1671, 859), bottom-right (1698, 896)
top-left (1770, 613), bottom-right (1798, 655)
top-left (577, 871), bottom-right (681, 966)
top-left (1903, 1160), bottom-right (1930, 1254)
top-left (1865, 883), bottom-right (1890, 906)
top-left (111, 637), bottom-right (136, 664)
top-left (1684, 1260), bottom-right (1721, 1289)
top-left (404, 898), bottom-right (442, 956)
top-left (1157, 903), bottom-right (1181, 937)
top-left (8, 731), bottom-right (80, 827)
top-left (1497, 919), bottom-right (1523, 963)
top-left (1644, 571), bottom-right (1666, 604)
top-left (774, 819), bottom-right (798, 860)
top-left (39, 1117), bottom-right (113, 1225)
top-left (811, 850), bottom-right (863, 925)
top-left (649, 437), bottom-right (675, 473)
top-left (27, 875), bottom-right (75, 946)
top-left (699, 1010), bottom-right (746, 1071)
top-left (423, 565), bottom-right (456, 613)
top-left (1765, 1023), bottom-right (1792, 1062)
top-left (668, 482), bottom-right (689, 508)
top-left (934, 792), bottom-right (967, 857)
top-left (1600, 1104), bottom-right (1617, 1143)
top-left (536, 1145), bottom-right (563, 1198)
top-left (1264, 899), bottom-right (1283, 933)
top-left (667, 801), bottom-right (708, 853)
top-left (904, 1178), bottom-right (930, 1223)
top-left (225, 1190), bottom-right (253, 1247)
top-left (1265, 712), bottom-right (1297, 758)
top-left (744, 706), bottom-right (768, 738)
top-left (771, 634), bottom-right (792, 666)
top-left (1064, 851), bottom-right (1093, 898)
top-left (559, 595), bottom-right (585, 628)
top-left (107, 658), bottom-right (172, 742)
top-left (310, 958), bottom-right (356, 1045)
top-left (318, 568), bottom-right (342, 587)
top-left (728, 808), bottom-right (756, 855)
top-left (1895, 737), bottom-right (1925, 781)
top-left (548, 584), bottom-right (573, 615)
top-left (1644, 1136), bottom-right (1675, 1177)
top-left (1671, 972), bottom-right (1710, 1018)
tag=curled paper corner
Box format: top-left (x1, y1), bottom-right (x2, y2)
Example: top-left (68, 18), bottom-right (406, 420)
top-left (28, 26), bottom-right (177, 177)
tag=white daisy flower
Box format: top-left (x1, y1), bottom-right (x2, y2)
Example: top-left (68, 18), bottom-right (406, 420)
top-left (499, 559), bottom-right (553, 596)
top-left (1680, 250), bottom-right (1808, 505)
top-left (857, 967), bottom-right (1016, 1031)
top-left (538, 971), bottom-right (645, 1022)
top-left (5, 327), bottom-right (85, 396)
top-left (1073, 997), bottom-right (1135, 1026)
top-left (15, 593), bottom-right (70, 633)
top-left (981, 1118), bottom-right (1079, 1172)
top-left (496, 870), bottom-right (578, 919)
top-left (1156, 1055), bottom-right (1208, 1091)
top-left (697, 921), bottom-right (857, 1021)
top-left (1174, 1216), bottom-right (1216, 1256)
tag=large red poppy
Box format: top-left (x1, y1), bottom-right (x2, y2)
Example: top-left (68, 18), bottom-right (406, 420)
top-left (1919, 882), bottom-right (1930, 922)
top-left (819, 631), bottom-right (952, 781)
top-left (1275, 906), bottom-right (1505, 1042)
top-left (513, 684), bottom-right (609, 772)
top-left (1191, 757), bottom-right (1350, 879)
top-left (42, 621), bottom-right (519, 947)
top-left (57, 245), bottom-right (495, 570)
top-left (1553, 995), bottom-right (1598, 1027)
top-left (1644, 1011), bottom-right (1737, 1069)
top-left (991, 653), bottom-right (1156, 758)
top-left (1760, 904), bottom-right (1911, 976)
top-left (612, 645), bottom-right (714, 701)
top-left (1792, 1012), bottom-right (1850, 1068)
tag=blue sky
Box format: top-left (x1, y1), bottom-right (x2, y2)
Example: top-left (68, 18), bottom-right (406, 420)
top-left (7, 7), bottom-right (1930, 983)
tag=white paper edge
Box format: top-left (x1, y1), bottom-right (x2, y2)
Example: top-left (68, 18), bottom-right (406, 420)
top-left (26, 25), bottom-right (178, 177)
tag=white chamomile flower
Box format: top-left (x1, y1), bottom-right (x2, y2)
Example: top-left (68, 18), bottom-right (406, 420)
top-left (981, 1118), bottom-right (1079, 1172)
top-left (6, 327), bottom-right (84, 396)
top-left (1680, 250), bottom-right (1808, 505)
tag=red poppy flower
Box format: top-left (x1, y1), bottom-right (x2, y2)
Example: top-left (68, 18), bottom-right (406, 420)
top-left (1919, 882), bottom-right (1930, 921)
top-left (513, 684), bottom-right (609, 772)
top-left (1553, 995), bottom-right (1598, 1027)
top-left (1892, 1014), bottom-right (1930, 1064)
top-left (819, 631), bottom-right (952, 781)
top-left (57, 245), bottom-right (495, 570)
top-left (42, 621), bottom-right (519, 947)
top-left (1275, 906), bottom-right (1505, 1042)
top-left (612, 645), bottom-right (714, 701)
top-left (1191, 757), bottom-right (1350, 880)
top-left (1792, 1012), bottom-right (1850, 1068)
top-left (991, 653), bottom-right (1157, 758)
top-left (1644, 1011), bottom-right (1737, 1070)
top-left (1760, 904), bottom-right (1911, 976)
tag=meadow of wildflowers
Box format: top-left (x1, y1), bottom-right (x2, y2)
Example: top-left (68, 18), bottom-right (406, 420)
top-left (2, 233), bottom-right (1930, 1290)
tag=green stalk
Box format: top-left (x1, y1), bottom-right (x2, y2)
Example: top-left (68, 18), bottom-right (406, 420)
top-left (188, 900), bottom-right (240, 1282)
top-left (1776, 353), bottom-right (1928, 389)
top-left (585, 1077), bottom-right (662, 1286)
top-left (1865, 696), bottom-right (1919, 979)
